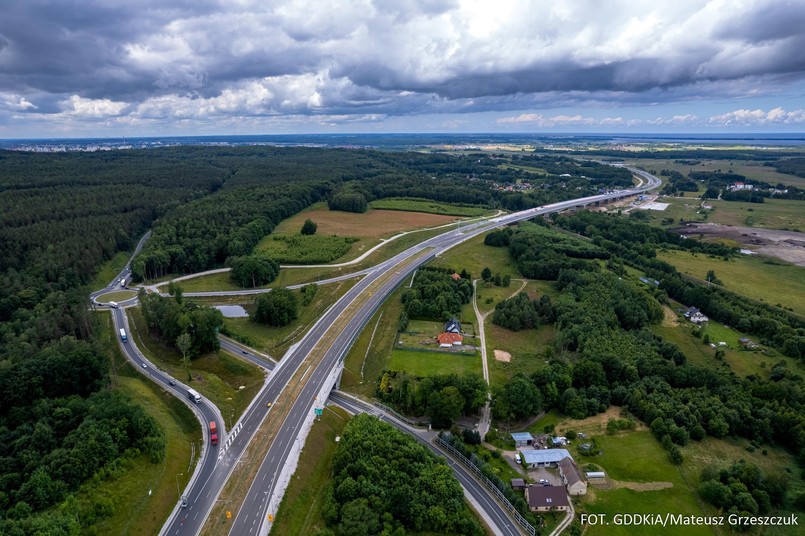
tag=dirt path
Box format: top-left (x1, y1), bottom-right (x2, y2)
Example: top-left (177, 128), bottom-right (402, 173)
top-left (661, 305), bottom-right (680, 327)
top-left (593, 479), bottom-right (674, 491)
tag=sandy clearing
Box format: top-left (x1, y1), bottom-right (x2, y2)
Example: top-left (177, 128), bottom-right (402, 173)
top-left (494, 349), bottom-right (511, 362)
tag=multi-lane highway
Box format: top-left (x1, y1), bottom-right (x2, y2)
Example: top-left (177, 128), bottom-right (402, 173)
top-left (97, 166), bottom-right (660, 536)
top-left (222, 167), bottom-right (662, 536)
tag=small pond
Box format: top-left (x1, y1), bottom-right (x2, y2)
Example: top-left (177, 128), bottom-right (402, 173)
top-left (214, 305), bottom-right (249, 318)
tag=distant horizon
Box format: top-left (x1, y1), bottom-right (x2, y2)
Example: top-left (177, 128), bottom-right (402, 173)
top-left (2, 132), bottom-right (804, 142)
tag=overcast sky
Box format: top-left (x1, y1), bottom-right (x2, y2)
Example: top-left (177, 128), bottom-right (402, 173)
top-left (1, 0), bottom-right (804, 138)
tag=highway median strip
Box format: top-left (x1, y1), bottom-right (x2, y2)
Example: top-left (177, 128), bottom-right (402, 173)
top-left (201, 248), bottom-right (434, 536)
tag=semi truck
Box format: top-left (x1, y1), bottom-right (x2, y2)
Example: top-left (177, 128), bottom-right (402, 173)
top-left (109, 301), bottom-right (118, 309)
top-left (187, 388), bottom-right (201, 403)
top-left (119, 328), bottom-right (127, 342)
top-left (209, 421), bottom-right (218, 445)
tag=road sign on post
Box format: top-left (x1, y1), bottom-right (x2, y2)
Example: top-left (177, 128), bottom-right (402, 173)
top-left (314, 408), bottom-right (323, 416)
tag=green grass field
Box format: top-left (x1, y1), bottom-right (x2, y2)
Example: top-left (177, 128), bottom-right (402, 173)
top-left (577, 431), bottom-right (713, 536)
top-left (653, 307), bottom-right (805, 381)
top-left (486, 323), bottom-right (553, 388)
top-left (388, 348), bottom-right (482, 377)
top-left (397, 319), bottom-right (446, 347)
top-left (429, 233), bottom-right (520, 279)
top-left (222, 279), bottom-right (356, 358)
top-left (640, 193), bottom-right (805, 232)
top-left (271, 406), bottom-right (351, 536)
top-left (81, 312), bottom-right (198, 536)
top-left (707, 198), bottom-right (805, 231)
top-left (475, 280), bottom-right (526, 315)
top-left (126, 307), bottom-right (264, 423)
top-left (657, 250), bottom-right (805, 315)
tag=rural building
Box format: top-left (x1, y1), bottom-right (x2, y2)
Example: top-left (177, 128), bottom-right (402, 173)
top-left (511, 478), bottom-right (526, 491)
top-left (521, 449), bottom-right (571, 468)
top-left (586, 471), bottom-right (606, 481)
top-left (689, 311), bottom-right (709, 324)
top-left (639, 276), bottom-right (660, 286)
top-left (451, 272), bottom-right (462, 281)
top-left (511, 432), bottom-right (534, 447)
top-left (437, 332), bottom-right (463, 347)
top-left (729, 182), bottom-right (753, 191)
top-left (525, 485), bottom-right (570, 513)
top-left (558, 458), bottom-right (587, 496)
top-left (444, 317), bottom-right (462, 334)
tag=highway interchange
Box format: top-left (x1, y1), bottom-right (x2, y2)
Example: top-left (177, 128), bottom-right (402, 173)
top-left (95, 166), bottom-right (661, 536)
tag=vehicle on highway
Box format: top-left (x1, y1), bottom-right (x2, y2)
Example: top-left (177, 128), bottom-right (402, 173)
top-left (181, 496), bottom-right (188, 508)
top-left (141, 363), bottom-right (147, 369)
top-left (119, 328), bottom-right (127, 342)
top-left (187, 388), bottom-right (201, 403)
top-left (169, 378), bottom-right (176, 386)
top-left (108, 301), bottom-right (118, 309)
top-left (210, 421), bottom-right (218, 445)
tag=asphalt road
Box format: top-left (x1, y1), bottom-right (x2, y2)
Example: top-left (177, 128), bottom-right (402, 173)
top-left (224, 168), bottom-right (662, 536)
top-left (97, 168), bottom-right (660, 536)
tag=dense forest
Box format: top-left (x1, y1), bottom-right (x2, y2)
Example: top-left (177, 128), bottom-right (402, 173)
top-left (0, 148), bottom-right (227, 532)
top-left (401, 267), bottom-right (473, 321)
top-left (323, 414), bottom-right (484, 536)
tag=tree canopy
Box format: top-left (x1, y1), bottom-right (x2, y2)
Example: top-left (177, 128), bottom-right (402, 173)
top-left (325, 414), bottom-right (484, 535)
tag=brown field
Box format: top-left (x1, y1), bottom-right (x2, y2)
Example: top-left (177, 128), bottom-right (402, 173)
top-left (272, 202), bottom-right (461, 240)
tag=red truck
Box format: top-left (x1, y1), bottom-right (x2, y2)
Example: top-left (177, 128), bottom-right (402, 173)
top-left (209, 421), bottom-right (218, 445)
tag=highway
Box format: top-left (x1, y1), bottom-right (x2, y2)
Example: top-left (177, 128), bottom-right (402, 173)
top-left (95, 166), bottom-right (660, 536)
top-left (222, 166), bottom-right (662, 536)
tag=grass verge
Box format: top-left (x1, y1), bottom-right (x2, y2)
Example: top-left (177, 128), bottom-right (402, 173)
top-left (221, 279), bottom-right (358, 358)
top-left (269, 406), bottom-right (351, 535)
top-left (82, 311), bottom-right (198, 536)
top-left (126, 307), bottom-right (265, 424)
top-left (430, 233), bottom-right (520, 279)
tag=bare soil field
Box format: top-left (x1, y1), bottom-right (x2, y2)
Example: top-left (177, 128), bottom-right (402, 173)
top-left (493, 349), bottom-right (511, 362)
top-left (273, 202), bottom-right (460, 239)
top-left (676, 223), bottom-right (805, 267)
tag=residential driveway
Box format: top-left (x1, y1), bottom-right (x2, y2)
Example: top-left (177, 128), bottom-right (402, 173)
top-left (527, 467), bottom-right (562, 486)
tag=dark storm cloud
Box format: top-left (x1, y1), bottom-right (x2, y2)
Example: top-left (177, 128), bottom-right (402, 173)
top-left (715, 0), bottom-right (805, 43)
top-left (0, 0), bottom-right (803, 131)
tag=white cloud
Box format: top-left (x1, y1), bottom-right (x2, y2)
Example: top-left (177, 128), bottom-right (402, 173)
top-left (2, 0), bottom-right (805, 134)
top-left (1, 94), bottom-right (38, 111)
top-left (63, 96), bottom-right (128, 117)
top-left (709, 106), bottom-right (805, 125)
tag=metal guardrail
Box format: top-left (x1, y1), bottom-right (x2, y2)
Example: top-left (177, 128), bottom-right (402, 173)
top-left (434, 436), bottom-right (537, 536)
